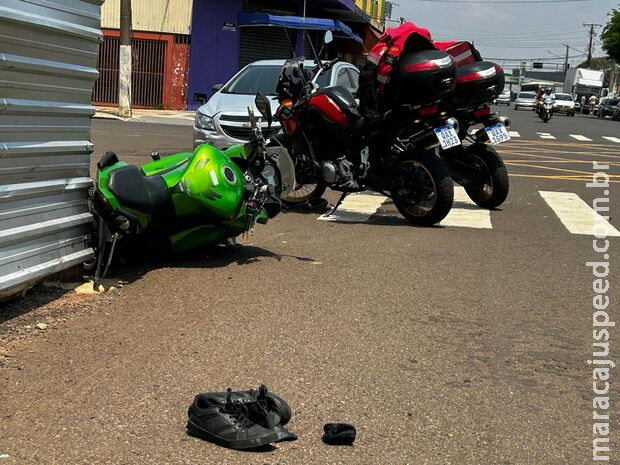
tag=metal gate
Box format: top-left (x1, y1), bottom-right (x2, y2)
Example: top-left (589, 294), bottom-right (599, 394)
top-left (0, 0), bottom-right (103, 299)
top-left (93, 35), bottom-right (165, 108)
top-left (239, 27), bottom-right (295, 68)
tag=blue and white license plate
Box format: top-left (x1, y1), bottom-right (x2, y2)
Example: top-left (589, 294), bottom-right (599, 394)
top-left (484, 123), bottom-right (511, 145)
top-left (434, 125), bottom-right (461, 150)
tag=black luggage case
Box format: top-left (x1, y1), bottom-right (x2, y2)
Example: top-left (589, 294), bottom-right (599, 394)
top-left (387, 50), bottom-right (457, 107)
top-left (448, 61), bottom-right (505, 109)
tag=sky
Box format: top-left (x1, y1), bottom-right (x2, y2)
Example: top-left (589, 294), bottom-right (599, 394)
top-left (393, 0), bottom-right (618, 71)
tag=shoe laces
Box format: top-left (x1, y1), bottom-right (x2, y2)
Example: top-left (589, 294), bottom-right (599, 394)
top-left (223, 388), bottom-right (254, 430)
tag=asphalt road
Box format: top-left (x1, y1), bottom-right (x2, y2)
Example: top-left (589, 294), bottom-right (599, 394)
top-left (1, 112), bottom-right (619, 464)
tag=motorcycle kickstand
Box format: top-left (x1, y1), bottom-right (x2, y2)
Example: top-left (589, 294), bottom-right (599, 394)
top-left (324, 192), bottom-right (349, 217)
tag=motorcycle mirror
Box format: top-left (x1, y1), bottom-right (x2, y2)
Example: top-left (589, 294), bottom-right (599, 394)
top-left (255, 92), bottom-right (273, 129)
top-left (324, 30), bottom-right (333, 45)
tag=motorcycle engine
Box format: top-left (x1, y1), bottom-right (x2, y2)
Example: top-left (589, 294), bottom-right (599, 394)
top-left (322, 161), bottom-right (339, 183)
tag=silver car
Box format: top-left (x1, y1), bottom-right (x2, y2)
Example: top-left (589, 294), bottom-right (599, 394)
top-left (193, 59), bottom-right (360, 149)
top-left (495, 89), bottom-right (511, 105)
top-left (514, 91), bottom-right (537, 111)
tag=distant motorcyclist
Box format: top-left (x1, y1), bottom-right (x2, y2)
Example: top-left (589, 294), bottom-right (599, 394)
top-left (589, 94), bottom-right (598, 114)
top-left (535, 87), bottom-right (545, 114)
top-left (581, 95), bottom-right (587, 113)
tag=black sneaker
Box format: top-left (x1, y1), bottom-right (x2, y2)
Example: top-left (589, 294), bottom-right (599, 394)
top-left (187, 394), bottom-right (279, 450)
top-left (203, 385), bottom-right (292, 426)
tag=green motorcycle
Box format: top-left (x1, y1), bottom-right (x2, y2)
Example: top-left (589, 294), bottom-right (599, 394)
top-left (88, 93), bottom-right (294, 281)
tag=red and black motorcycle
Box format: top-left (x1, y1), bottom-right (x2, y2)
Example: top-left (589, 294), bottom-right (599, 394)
top-left (434, 41), bottom-right (511, 209)
top-left (273, 51), bottom-right (459, 226)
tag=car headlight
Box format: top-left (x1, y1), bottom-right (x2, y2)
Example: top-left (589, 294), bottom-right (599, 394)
top-left (195, 113), bottom-right (215, 131)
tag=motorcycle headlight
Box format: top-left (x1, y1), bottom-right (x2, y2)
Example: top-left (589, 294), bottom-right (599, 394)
top-left (195, 113), bottom-right (215, 131)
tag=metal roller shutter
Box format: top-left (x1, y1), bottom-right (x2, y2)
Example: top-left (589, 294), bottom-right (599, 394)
top-left (239, 26), bottom-right (295, 68)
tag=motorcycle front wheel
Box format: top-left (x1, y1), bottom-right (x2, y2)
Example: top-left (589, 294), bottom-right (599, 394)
top-left (269, 136), bottom-right (327, 205)
top-left (463, 144), bottom-right (509, 209)
top-left (392, 150), bottom-right (454, 226)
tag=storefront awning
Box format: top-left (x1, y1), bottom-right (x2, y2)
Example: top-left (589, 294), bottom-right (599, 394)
top-left (237, 12), bottom-right (363, 43)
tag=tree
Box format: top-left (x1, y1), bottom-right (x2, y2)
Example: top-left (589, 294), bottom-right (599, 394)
top-left (601, 8), bottom-right (620, 63)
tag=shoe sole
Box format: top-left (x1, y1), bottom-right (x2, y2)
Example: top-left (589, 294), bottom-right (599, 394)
top-left (186, 420), bottom-right (278, 450)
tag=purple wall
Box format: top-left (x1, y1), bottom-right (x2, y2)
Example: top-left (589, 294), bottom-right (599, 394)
top-left (187, 0), bottom-right (243, 110)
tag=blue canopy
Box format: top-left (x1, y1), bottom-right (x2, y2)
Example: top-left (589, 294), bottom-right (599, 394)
top-left (237, 12), bottom-right (363, 43)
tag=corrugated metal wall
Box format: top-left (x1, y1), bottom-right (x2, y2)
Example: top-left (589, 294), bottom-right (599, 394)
top-left (101, 0), bottom-right (192, 35)
top-left (0, 0), bottom-right (103, 298)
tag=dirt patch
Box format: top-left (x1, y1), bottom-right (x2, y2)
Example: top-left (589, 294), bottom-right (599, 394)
top-left (0, 283), bottom-right (119, 353)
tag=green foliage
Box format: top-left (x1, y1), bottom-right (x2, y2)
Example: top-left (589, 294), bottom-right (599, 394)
top-left (577, 56), bottom-right (615, 69)
top-left (602, 9), bottom-right (620, 63)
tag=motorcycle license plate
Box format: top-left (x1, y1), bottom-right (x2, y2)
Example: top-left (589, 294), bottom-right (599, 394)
top-left (484, 123), bottom-right (511, 145)
top-left (434, 125), bottom-right (461, 150)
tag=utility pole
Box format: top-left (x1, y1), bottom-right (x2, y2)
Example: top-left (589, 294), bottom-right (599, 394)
top-left (562, 43), bottom-right (569, 71)
top-left (583, 22), bottom-right (602, 69)
top-left (119, 0), bottom-right (132, 118)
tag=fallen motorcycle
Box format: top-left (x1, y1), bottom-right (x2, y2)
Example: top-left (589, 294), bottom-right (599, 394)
top-left (88, 93), bottom-right (294, 281)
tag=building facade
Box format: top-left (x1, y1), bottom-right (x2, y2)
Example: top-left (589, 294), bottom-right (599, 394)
top-left (95, 0), bottom-right (192, 110)
top-left (187, 0), bottom-right (385, 110)
top-left (94, 0), bottom-right (388, 110)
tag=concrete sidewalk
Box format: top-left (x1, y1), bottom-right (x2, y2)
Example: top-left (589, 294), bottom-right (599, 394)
top-left (94, 106), bottom-right (195, 126)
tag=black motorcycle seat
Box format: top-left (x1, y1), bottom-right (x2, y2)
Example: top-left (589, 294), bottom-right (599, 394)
top-left (317, 86), bottom-right (362, 121)
top-left (108, 165), bottom-right (172, 215)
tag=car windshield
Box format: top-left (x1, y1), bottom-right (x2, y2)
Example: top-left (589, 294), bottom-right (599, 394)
top-left (519, 92), bottom-right (535, 99)
top-left (221, 65), bottom-right (282, 95)
top-left (221, 63), bottom-right (330, 96)
top-left (555, 94), bottom-right (573, 101)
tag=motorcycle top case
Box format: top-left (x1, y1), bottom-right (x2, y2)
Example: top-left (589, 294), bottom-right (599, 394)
top-left (388, 50), bottom-right (457, 106)
top-left (448, 61), bottom-right (505, 109)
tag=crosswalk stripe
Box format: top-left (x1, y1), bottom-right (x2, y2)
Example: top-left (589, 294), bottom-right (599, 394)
top-left (570, 134), bottom-right (592, 141)
top-left (540, 191), bottom-right (620, 237)
top-left (440, 186), bottom-right (492, 229)
top-left (318, 191), bottom-right (385, 222)
top-left (602, 136), bottom-right (620, 144)
top-left (537, 132), bottom-right (556, 140)
top-left (508, 131), bottom-right (521, 138)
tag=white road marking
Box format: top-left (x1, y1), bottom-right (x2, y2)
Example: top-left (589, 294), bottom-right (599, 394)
top-left (537, 132), bottom-right (556, 140)
top-left (570, 134), bottom-right (592, 141)
top-left (318, 191), bottom-right (386, 222)
top-left (508, 131), bottom-right (521, 138)
top-left (440, 186), bottom-right (492, 229)
top-left (540, 191), bottom-right (620, 237)
top-left (602, 136), bottom-right (620, 144)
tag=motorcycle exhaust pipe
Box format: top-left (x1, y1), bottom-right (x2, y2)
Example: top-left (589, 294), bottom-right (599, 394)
top-left (499, 115), bottom-right (511, 129)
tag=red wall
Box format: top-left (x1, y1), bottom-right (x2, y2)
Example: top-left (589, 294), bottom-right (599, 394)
top-left (100, 29), bottom-right (190, 110)
top-left (170, 43), bottom-right (190, 110)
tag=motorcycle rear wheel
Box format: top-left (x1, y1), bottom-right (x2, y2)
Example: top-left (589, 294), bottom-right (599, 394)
top-left (463, 144), bottom-right (509, 209)
top-left (393, 150), bottom-right (454, 226)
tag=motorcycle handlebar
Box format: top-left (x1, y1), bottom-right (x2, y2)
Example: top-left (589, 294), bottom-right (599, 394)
top-left (323, 57), bottom-right (340, 70)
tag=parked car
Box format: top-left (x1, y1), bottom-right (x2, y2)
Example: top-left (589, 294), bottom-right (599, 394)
top-left (554, 93), bottom-right (575, 117)
top-left (597, 98), bottom-right (620, 119)
top-left (612, 102), bottom-right (620, 121)
top-left (193, 59), bottom-right (360, 149)
top-left (495, 89), bottom-right (511, 105)
top-left (514, 91), bottom-right (537, 111)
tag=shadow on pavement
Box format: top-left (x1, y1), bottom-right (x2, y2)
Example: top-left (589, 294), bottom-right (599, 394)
top-left (103, 243), bottom-right (316, 285)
